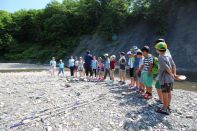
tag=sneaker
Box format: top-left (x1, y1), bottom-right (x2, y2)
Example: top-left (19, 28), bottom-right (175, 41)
top-left (155, 107), bottom-right (170, 115)
top-left (156, 100), bottom-right (163, 104)
top-left (137, 89), bottom-right (141, 94)
top-left (134, 86), bottom-right (139, 91)
top-left (168, 105), bottom-right (172, 113)
top-left (121, 81), bottom-right (126, 85)
top-left (130, 86), bottom-right (137, 91)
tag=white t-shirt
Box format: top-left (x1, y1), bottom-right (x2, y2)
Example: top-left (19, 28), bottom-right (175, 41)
top-left (128, 58), bottom-right (134, 68)
top-left (50, 60), bottom-right (56, 68)
top-left (75, 60), bottom-right (79, 67)
top-left (69, 59), bottom-right (75, 67)
top-left (78, 60), bottom-right (84, 68)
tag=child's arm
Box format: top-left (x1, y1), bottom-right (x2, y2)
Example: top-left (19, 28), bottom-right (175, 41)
top-left (139, 64), bottom-right (144, 71)
top-left (170, 58), bottom-right (177, 76)
top-left (128, 58), bottom-right (130, 66)
top-left (172, 66), bottom-right (176, 76)
top-left (148, 63), bottom-right (153, 76)
top-left (160, 57), bottom-right (175, 79)
top-left (166, 68), bottom-right (175, 79)
top-left (148, 57), bottom-right (154, 75)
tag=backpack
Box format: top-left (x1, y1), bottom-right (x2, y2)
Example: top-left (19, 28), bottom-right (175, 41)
top-left (151, 56), bottom-right (159, 75)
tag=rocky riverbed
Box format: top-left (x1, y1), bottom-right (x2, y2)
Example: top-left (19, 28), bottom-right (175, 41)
top-left (0, 71), bottom-right (197, 131)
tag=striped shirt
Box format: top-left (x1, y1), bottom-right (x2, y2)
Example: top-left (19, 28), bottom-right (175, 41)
top-left (143, 55), bottom-right (153, 72)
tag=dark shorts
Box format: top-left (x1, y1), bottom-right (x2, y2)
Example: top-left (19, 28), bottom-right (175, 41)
top-left (129, 68), bottom-right (134, 77)
top-left (74, 66), bottom-right (78, 70)
top-left (161, 83), bottom-right (173, 93)
top-left (120, 64), bottom-right (126, 70)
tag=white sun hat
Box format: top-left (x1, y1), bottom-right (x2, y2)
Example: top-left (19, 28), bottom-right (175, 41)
top-left (127, 51), bottom-right (132, 55)
top-left (104, 53), bottom-right (109, 57)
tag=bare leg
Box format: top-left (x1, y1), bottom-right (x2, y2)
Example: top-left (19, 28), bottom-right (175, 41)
top-left (130, 77), bottom-right (134, 86)
top-left (119, 70), bottom-right (122, 81)
top-left (157, 89), bottom-right (163, 103)
top-left (162, 92), bottom-right (169, 109)
top-left (168, 92), bottom-right (172, 105)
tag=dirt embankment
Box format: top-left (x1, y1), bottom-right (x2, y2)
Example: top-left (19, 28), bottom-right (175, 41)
top-left (72, 0), bottom-right (197, 72)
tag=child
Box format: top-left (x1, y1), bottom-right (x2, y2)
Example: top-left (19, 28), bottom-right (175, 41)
top-left (119, 52), bottom-right (126, 85)
top-left (155, 42), bottom-right (176, 115)
top-left (127, 51), bottom-right (135, 87)
top-left (132, 46), bottom-right (141, 90)
top-left (103, 54), bottom-right (111, 80)
top-left (74, 57), bottom-right (79, 77)
top-left (98, 57), bottom-right (104, 80)
top-left (110, 55), bottom-right (116, 83)
top-left (136, 50), bottom-right (145, 94)
top-left (78, 57), bottom-right (85, 77)
top-left (154, 39), bottom-right (167, 104)
top-left (140, 46), bottom-right (154, 99)
top-left (50, 57), bottom-right (56, 76)
top-left (58, 59), bottom-right (64, 76)
top-left (68, 56), bottom-right (75, 76)
top-left (92, 56), bottom-right (98, 78)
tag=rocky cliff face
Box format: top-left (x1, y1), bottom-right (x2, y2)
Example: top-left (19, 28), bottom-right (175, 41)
top-left (72, 0), bottom-right (197, 72)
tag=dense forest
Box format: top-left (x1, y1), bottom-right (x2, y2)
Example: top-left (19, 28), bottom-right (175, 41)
top-left (0, 0), bottom-right (169, 63)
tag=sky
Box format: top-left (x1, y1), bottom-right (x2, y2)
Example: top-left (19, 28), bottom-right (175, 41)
top-left (0, 0), bottom-right (63, 13)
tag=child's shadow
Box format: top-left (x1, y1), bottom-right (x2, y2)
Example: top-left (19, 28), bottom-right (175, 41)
top-left (108, 84), bottom-right (172, 130)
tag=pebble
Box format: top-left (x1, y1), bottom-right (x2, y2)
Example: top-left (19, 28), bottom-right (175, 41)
top-left (0, 102), bottom-right (5, 107)
top-left (22, 119), bottom-right (31, 124)
top-left (46, 126), bottom-right (53, 131)
top-left (93, 128), bottom-right (100, 131)
top-left (65, 83), bottom-right (71, 87)
top-left (186, 115), bottom-right (193, 119)
top-left (35, 122), bottom-right (39, 127)
top-left (147, 126), bottom-right (153, 131)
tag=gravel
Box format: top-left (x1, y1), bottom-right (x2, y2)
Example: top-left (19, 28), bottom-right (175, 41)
top-left (0, 71), bottom-right (197, 131)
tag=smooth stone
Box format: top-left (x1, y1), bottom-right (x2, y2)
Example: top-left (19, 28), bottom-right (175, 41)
top-left (0, 102), bottom-right (5, 107)
top-left (46, 126), bottom-right (53, 131)
top-left (93, 128), bottom-right (100, 131)
top-left (186, 115), bottom-right (193, 119)
top-left (22, 119), bottom-right (31, 124)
